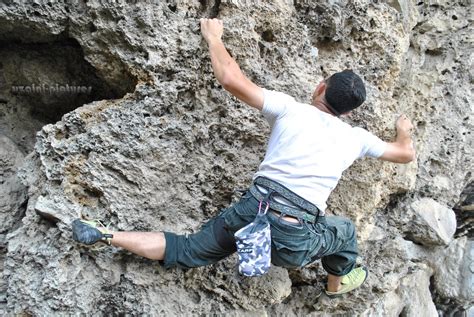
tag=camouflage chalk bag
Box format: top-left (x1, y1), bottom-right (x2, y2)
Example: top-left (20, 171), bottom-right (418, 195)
top-left (234, 201), bottom-right (271, 277)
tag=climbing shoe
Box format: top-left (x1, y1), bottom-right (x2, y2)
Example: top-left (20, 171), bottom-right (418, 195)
top-left (72, 219), bottom-right (113, 246)
top-left (325, 266), bottom-right (368, 297)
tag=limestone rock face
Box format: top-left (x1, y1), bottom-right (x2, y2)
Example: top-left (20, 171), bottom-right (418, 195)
top-left (367, 265), bottom-right (438, 317)
top-left (432, 237), bottom-right (474, 307)
top-left (0, 0), bottom-right (472, 315)
top-left (0, 136), bottom-right (26, 233)
top-left (0, 135), bottom-right (27, 314)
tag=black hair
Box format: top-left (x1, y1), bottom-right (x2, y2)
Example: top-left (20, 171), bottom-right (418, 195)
top-left (324, 70), bottom-right (366, 116)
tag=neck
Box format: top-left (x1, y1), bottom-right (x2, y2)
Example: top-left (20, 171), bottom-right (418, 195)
top-left (312, 100), bottom-right (337, 116)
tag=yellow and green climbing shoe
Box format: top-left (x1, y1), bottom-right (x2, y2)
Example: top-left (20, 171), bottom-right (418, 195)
top-left (325, 266), bottom-right (368, 297)
top-left (72, 219), bottom-right (113, 245)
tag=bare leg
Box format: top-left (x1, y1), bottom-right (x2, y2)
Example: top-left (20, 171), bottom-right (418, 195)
top-left (110, 231), bottom-right (166, 260)
top-left (327, 273), bottom-right (342, 292)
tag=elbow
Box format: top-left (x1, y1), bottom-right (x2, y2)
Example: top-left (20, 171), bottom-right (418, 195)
top-left (396, 140), bottom-right (416, 163)
top-left (401, 148), bottom-right (416, 164)
top-left (220, 71), bottom-right (237, 90)
top-left (382, 142), bottom-right (416, 164)
top-left (219, 64), bottom-right (244, 90)
top-left (220, 77), bottom-right (232, 90)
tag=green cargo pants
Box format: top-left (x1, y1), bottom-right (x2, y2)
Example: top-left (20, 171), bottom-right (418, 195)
top-left (163, 190), bottom-right (358, 276)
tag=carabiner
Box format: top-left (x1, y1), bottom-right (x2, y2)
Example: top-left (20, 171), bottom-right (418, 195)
top-left (258, 200), bottom-right (270, 215)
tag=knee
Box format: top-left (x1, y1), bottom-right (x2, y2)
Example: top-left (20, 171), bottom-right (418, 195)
top-left (142, 232), bottom-right (166, 260)
top-left (213, 217), bottom-right (237, 252)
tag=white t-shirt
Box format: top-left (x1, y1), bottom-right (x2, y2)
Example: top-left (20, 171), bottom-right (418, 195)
top-left (253, 88), bottom-right (387, 214)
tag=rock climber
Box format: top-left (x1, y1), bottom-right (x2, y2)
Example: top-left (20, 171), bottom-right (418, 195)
top-left (72, 18), bottom-right (415, 297)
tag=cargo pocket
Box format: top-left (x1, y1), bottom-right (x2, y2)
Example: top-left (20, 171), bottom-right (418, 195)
top-left (266, 210), bottom-right (312, 268)
top-left (315, 217), bottom-right (356, 259)
top-left (271, 236), bottom-right (313, 268)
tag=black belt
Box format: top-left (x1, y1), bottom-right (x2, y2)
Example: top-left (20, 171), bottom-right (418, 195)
top-left (249, 176), bottom-right (323, 224)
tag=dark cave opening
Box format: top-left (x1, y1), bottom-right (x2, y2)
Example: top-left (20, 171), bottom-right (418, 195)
top-left (0, 37), bottom-right (137, 154)
top-left (453, 181), bottom-right (473, 239)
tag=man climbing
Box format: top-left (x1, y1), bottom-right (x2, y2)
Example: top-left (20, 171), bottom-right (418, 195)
top-left (72, 18), bottom-right (415, 297)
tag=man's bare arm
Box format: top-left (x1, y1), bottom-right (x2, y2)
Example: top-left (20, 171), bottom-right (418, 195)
top-left (379, 115), bottom-right (416, 163)
top-left (200, 18), bottom-right (264, 110)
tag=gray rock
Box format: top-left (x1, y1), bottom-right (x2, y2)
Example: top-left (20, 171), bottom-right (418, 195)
top-left (0, 0), bottom-right (472, 315)
top-left (432, 237), bottom-right (474, 306)
top-left (406, 198), bottom-right (457, 246)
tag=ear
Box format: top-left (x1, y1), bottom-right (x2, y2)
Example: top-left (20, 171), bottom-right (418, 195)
top-left (315, 81), bottom-right (326, 97)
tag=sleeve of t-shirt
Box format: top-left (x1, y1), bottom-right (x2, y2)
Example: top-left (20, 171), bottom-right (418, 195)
top-left (354, 127), bottom-right (388, 158)
top-left (261, 88), bottom-right (295, 126)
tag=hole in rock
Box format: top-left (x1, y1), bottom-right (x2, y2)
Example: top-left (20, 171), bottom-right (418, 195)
top-left (425, 48), bottom-right (443, 56)
top-left (37, 211), bottom-right (59, 228)
top-left (200, 0), bottom-right (221, 18)
top-left (209, 0), bottom-right (221, 18)
top-left (261, 30), bottom-right (276, 42)
top-left (0, 38), bottom-right (137, 154)
top-left (168, 4), bottom-right (177, 12)
top-left (88, 22), bottom-right (97, 33)
top-left (315, 37), bottom-right (342, 53)
top-left (399, 306), bottom-right (408, 317)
